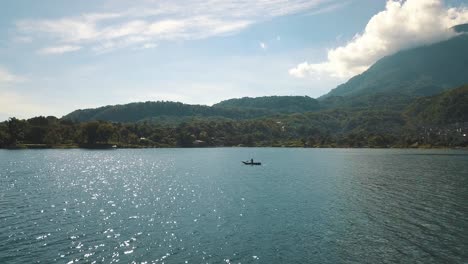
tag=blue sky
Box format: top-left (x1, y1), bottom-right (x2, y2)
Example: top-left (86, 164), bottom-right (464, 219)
top-left (0, 0), bottom-right (467, 120)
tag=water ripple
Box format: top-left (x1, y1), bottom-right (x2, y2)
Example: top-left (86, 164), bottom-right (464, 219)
top-left (0, 148), bottom-right (467, 263)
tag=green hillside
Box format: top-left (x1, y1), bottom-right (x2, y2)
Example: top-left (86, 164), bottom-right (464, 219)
top-left (405, 85), bottom-right (468, 125)
top-left (213, 96), bottom-right (320, 113)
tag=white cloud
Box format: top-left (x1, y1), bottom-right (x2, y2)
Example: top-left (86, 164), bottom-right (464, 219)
top-left (259, 42), bottom-right (267, 50)
top-left (290, 0), bottom-right (468, 79)
top-left (39, 45), bottom-right (82, 55)
top-left (16, 0), bottom-right (333, 53)
top-left (0, 67), bottom-right (25, 84)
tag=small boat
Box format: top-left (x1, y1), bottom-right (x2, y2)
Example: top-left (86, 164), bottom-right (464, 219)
top-left (242, 161), bottom-right (261, 165)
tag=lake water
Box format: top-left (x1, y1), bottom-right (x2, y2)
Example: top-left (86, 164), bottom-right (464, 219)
top-left (0, 148), bottom-right (467, 263)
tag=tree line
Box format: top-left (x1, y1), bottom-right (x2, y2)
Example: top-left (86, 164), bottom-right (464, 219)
top-left (1, 111), bottom-right (466, 149)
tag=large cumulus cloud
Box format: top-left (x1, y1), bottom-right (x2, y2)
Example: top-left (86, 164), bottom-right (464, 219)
top-left (289, 0), bottom-right (468, 79)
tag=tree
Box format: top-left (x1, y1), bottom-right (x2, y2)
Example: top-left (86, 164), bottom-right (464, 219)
top-left (82, 122), bottom-right (100, 144)
top-left (0, 129), bottom-right (8, 147)
top-left (97, 123), bottom-right (115, 143)
top-left (26, 126), bottom-right (47, 144)
top-left (44, 129), bottom-right (62, 145)
top-left (7, 117), bottom-right (26, 146)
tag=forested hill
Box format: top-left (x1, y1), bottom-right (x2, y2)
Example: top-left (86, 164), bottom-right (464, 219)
top-left (62, 96), bottom-right (320, 123)
top-left (321, 32), bottom-right (468, 99)
top-left (405, 84), bottom-right (468, 125)
top-left (213, 96), bottom-right (319, 112)
top-left (63, 101), bottom-right (266, 123)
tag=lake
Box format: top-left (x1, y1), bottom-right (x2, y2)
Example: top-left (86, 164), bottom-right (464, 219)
top-left (0, 148), bottom-right (467, 263)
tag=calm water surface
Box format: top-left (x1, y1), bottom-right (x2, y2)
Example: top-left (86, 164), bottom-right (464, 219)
top-left (0, 148), bottom-right (467, 263)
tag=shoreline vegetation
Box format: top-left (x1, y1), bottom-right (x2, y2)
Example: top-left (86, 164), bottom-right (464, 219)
top-left (1, 116), bottom-right (466, 150)
top-left (4, 144), bottom-right (468, 150)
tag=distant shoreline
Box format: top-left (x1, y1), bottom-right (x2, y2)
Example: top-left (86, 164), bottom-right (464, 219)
top-left (2, 144), bottom-right (467, 150)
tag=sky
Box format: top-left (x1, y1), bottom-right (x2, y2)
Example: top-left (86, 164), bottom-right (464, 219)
top-left (0, 0), bottom-right (467, 120)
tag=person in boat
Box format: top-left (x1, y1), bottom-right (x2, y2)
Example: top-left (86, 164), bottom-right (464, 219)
top-left (251, 158), bottom-right (253, 163)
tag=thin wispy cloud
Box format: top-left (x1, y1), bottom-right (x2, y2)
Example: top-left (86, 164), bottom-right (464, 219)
top-left (305, 1), bottom-right (351, 16)
top-left (290, 0), bottom-right (468, 79)
top-left (39, 45), bottom-right (82, 55)
top-left (15, 0), bottom-right (335, 54)
top-left (140, 43), bottom-right (158, 49)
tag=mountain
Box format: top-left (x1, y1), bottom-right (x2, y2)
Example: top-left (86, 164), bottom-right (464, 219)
top-left (213, 96), bottom-right (320, 113)
top-left (62, 96), bottom-right (320, 123)
top-left (321, 31), bottom-right (468, 100)
top-left (405, 84), bottom-right (468, 125)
